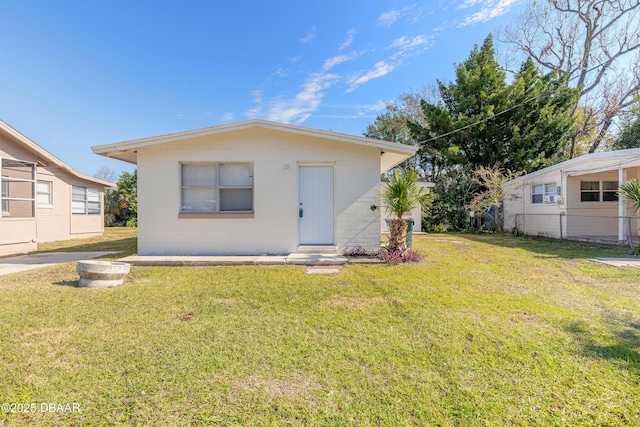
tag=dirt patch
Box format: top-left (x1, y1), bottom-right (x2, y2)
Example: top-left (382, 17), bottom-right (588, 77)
top-left (323, 296), bottom-right (405, 310)
top-left (235, 375), bottom-right (317, 400)
top-left (210, 298), bottom-right (237, 306)
top-left (508, 311), bottom-right (541, 323)
top-left (177, 312), bottom-right (194, 321)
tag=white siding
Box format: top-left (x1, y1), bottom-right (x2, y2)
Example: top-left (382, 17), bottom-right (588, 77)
top-left (137, 128), bottom-right (382, 255)
top-left (504, 151), bottom-right (640, 240)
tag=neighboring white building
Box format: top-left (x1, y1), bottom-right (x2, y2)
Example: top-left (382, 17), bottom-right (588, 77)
top-left (503, 149), bottom-right (640, 243)
top-left (0, 120), bottom-right (113, 256)
top-left (92, 119), bottom-right (416, 255)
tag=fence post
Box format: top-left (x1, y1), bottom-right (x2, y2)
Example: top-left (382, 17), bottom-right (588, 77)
top-left (628, 217), bottom-right (634, 248)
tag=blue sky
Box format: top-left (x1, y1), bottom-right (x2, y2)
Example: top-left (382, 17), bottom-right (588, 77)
top-left (0, 0), bottom-right (525, 179)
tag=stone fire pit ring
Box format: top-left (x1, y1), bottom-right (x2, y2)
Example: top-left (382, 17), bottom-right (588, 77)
top-left (77, 260), bottom-right (131, 288)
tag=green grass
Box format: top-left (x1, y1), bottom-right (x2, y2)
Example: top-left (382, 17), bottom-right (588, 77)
top-left (1, 230), bottom-right (640, 426)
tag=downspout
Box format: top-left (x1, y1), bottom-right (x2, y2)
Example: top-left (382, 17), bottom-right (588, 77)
top-left (561, 170), bottom-right (567, 238)
top-left (619, 166), bottom-right (626, 242)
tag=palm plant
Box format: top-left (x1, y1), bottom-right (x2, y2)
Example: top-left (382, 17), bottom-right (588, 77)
top-left (383, 169), bottom-right (433, 254)
top-left (619, 179), bottom-right (640, 214)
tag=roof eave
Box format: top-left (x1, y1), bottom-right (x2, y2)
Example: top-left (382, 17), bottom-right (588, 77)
top-left (91, 119), bottom-right (418, 168)
top-left (0, 120), bottom-right (115, 187)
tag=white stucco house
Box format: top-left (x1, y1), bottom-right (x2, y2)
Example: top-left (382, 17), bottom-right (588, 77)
top-left (1, 120), bottom-right (113, 256)
top-left (92, 119), bottom-right (416, 255)
top-left (503, 148), bottom-right (640, 244)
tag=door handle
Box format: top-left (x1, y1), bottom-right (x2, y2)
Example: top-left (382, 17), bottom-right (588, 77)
top-left (299, 203), bottom-right (303, 218)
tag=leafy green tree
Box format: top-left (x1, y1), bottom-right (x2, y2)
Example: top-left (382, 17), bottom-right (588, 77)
top-left (410, 35), bottom-right (579, 174)
top-left (425, 166), bottom-right (478, 232)
top-left (615, 121), bottom-right (640, 150)
top-left (117, 170), bottom-right (137, 215)
top-left (503, 0), bottom-right (640, 156)
top-left (504, 58), bottom-right (579, 171)
top-left (613, 100), bottom-right (640, 150)
top-left (383, 170), bottom-right (433, 254)
top-left (104, 170), bottom-right (137, 227)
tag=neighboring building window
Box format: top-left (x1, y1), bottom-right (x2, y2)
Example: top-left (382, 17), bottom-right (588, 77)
top-left (580, 181), bottom-right (600, 202)
top-left (181, 163), bottom-right (253, 213)
top-left (532, 182), bottom-right (556, 204)
top-left (580, 181), bottom-right (618, 202)
top-left (0, 158), bottom-right (36, 218)
top-left (1, 176), bottom-right (7, 215)
top-left (72, 186), bottom-right (101, 214)
top-left (602, 181), bottom-right (619, 202)
top-left (36, 180), bottom-right (53, 208)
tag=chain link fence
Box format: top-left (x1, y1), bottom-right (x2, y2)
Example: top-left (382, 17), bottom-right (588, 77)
top-left (514, 213), bottom-right (640, 247)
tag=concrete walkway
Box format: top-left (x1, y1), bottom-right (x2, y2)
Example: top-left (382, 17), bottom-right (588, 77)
top-left (590, 258), bottom-right (640, 269)
top-left (118, 253), bottom-right (364, 266)
top-left (118, 253), bottom-right (387, 267)
top-left (0, 252), bottom-right (118, 276)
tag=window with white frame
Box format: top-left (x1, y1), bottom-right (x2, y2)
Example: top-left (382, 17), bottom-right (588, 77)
top-left (36, 180), bottom-right (53, 208)
top-left (580, 180), bottom-right (618, 202)
top-left (181, 163), bottom-right (253, 213)
top-left (531, 182), bottom-right (556, 204)
top-left (72, 186), bottom-right (101, 214)
top-left (1, 158), bottom-right (36, 217)
top-left (1, 176), bottom-right (7, 215)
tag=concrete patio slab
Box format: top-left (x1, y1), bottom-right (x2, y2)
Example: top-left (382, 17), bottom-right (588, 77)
top-left (306, 265), bottom-right (343, 274)
top-left (0, 252), bottom-right (118, 276)
top-left (285, 254), bottom-right (349, 265)
top-left (119, 253), bottom-right (353, 266)
top-left (255, 255), bottom-right (287, 265)
top-left (590, 258), bottom-right (640, 269)
top-left (118, 256), bottom-right (259, 266)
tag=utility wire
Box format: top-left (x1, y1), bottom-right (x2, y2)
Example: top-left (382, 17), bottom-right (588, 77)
top-left (414, 61), bottom-right (611, 145)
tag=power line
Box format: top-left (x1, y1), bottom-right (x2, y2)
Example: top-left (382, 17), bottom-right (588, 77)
top-left (414, 60), bottom-right (612, 146)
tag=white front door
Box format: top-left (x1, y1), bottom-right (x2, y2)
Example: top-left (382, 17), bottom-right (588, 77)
top-left (299, 166), bottom-right (334, 245)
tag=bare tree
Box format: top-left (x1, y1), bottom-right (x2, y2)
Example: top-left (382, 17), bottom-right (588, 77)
top-left (94, 165), bottom-right (117, 183)
top-left (364, 85), bottom-right (439, 177)
top-left (501, 0), bottom-right (640, 157)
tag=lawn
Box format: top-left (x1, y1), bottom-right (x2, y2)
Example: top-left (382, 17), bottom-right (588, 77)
top-left (1, 229), bottom-right (639, 426)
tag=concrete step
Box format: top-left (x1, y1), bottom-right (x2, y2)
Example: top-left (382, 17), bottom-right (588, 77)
top-left (296, 245), bottom-right (338, 254)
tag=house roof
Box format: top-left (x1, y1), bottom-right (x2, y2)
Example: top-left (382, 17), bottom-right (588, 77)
top-left (508, 148), bottom-right (640, 183)
top-left (91, 119), bottom-right (417, 173)
top-left (0, 120), bottom-right (114, 188)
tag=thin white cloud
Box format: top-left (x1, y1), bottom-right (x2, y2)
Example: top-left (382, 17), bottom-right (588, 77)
top-left (322, 51), bottom-right (360, 72)
top-left (247, 73), bottom-right (340, 124)
top-left (356, 100), bottom-right (387, 117)
top-left (457, 0), bottom-right (484, 9)
top-left (222, 112), bottom-right (235, 122)
top-left (251, 90), bottom-right (262, 105)
top-left (322, 54), bottom-right (351, 72)
top-left (245, 90), bottom-right (264, 118)
top-left (387, 35), bottom-right (429, 51)
top-left (300, 27), bottom-right (317, 43)
top-left (339, 28), bottom-right (356, 51)
top-left (346, 61), bottom-right (397, 93)
top-left (378, 9), bottom-right (401, 27)
top-left (378, 5), bottom-right (422, 28)
top-left (457, 0), bottom-right (519, 27)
